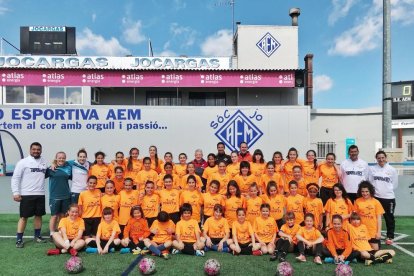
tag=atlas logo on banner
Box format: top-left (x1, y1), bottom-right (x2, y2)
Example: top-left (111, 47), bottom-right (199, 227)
top-left (211, 110), bottom-right (263, 151)
top-left (256, 32), bottom-right (280, 57)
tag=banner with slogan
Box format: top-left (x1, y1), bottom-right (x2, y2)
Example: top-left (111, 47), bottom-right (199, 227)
top-left (0, 106), bottom-right (309, 167)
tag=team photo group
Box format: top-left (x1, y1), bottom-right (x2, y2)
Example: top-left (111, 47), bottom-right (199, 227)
top-left (10, 141), bottom-right (398, 269)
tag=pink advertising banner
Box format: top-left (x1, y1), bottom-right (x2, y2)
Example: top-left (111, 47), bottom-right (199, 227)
top-left (0, 69), bottom-right (295, 87)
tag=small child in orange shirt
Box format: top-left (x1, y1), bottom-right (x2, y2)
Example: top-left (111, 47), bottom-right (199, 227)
top-left (229, 208), bottom-right (261, 255)
top-left (202, 204), bottom-right (232, 253)
top-left (245, 183), bottom-right (263, 225)
top-left (78, 175), bottom-right (101, 239)
top-left (143, 211), bottom-right (175, 259)
top-left (47, 204), bottom-right (85, 256)
top-left (140, 181), bottom-right (160, 227)
top-left (254, 203), bottom-right (278, 255)
top-left (172, 203), bottom-right (205, 256)
top-left (85, 207), bottom-right (121, 254)
top-left (270, 212), bottom-right (300, 262)
top-left (304, 183), bottom-right (324, 231)
top-left (120, 205), bottom-right (150, 253)
top-left (296, 213), bottom-right (324, 264)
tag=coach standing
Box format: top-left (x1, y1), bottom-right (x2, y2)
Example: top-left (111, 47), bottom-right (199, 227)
top-left (11, 142), bottom-right (47, 248)
top-left (340, 145), bottom-right (369, 202)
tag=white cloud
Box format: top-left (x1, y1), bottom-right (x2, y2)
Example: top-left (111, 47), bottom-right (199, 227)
top-left (156, 49), bottom-right (178, 56)
top-left (170, 23), bottom-right (197, 47)
top-left (173, 0), bottom-right (186, 10)
top-left (200, 29), bottom-right (233, 56)
top-left (122, 18), bottom-right (146, 44)
top-left (0, 0), bottom-right (10, 15)
top-left (92, 13), bottom-right (96, 22)
top-left (77, 28), bottom-right (130, 56)
top-left (314, 75), bottom-right (334, 93)
top-left (329, 0), bottom-right (358, 25)
top-left (329, 0), bottom-right (414, 56)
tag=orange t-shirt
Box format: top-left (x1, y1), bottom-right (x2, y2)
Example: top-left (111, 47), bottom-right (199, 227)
top-left (326, 228), bottom-right (352, 258)
top-left (261, 194), bottom-right (285, 221)
top-left (233, 174), bottom-right (256, 195)
top-left (304, 197), bottom-right (324, 228)
top-left (158, 189), bottom-right (180, 214)
top-left (111, 176), bottom-right (125, 194)
top-left (97, 219), bottom-right (121, 240)
top-left (324, 198), bottom-right (354, 227)
top-left (78, 189), bottom-right (101, 218)
top-left (245, 196), bottom-right (263, 225)
top-left (354, 198), bottom-right (384, 239)
top-left (283, 160), bottom-right (303, 184)
top-left (254, 216), bottom-right (278, 243)
top-left (224, 196), bottom-right (245, 227)
top-left (118, 190), bottom-right (140, 225)
top-left (179, 190), bottom-right (202, 222)
top-left (124, 158), bottom-right (143, 183)
top-left (250, 162), bottom-right (266, 183)
top-left (346, 223), bottom-right (372, 251)
top-left (108, 162), bottom-right (126, 179)
top-left (202, 192), bottom-right (225, 217)
top-left (297, 226), bottom-right (322, 242)
top-left (226, 163), bottom-right (240, 178)
top-left (89, 164), bottom-right (109, 189)
top-left (202, 166), bottom-right (218, 180)
top-left (101, 194), bottom-right (120, 221)
top-left (176, 218), bottom-right (201, 243)
top-left (318, 164), bottom-right (339, 189)
top-left (181, 174), bottom-right (203, 190)
top-left (280, 223), bottom-right (300, 244)
top-left (286, 194), bottom-right (305, 224)
top-left (123, 217), bottom-right (150, 244)
top-left (58, 217), bottom-right (85, 240)
top-left (285, 178), bottom-right (308, 196)
top-left (141, 194), bottom-right (160, 219)
top-left (150, 158), bottom-right (164, 174)
top-left (232, 220), bottom-right (254, 244)
top-left (151, 220), bottom-right (176, 244)
top-left (173, 164), bottom-right (187, 181)
top-left (208, 172), bottom-right (231, 195)
top-left (136, 170), bottom-right (158, 193)
top-left (157, 173), bottom-right (180, 190)
top-left (259, 173), bottom-right (284, 194)
top-left (302, 161), bottom-right (320, 185)
top-left (204, 217), bottom-right (230, 239)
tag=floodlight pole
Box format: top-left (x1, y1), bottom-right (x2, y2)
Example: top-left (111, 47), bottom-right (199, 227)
top-left (383, 0), bottom-right (392, 148)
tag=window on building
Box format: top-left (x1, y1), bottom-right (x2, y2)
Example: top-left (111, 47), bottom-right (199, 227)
top-left (49, 87), bottom-right (82, 105)
top-left (4, 86), bottom-right (45, 104)
top-left (188, 92), bottom-right (226, 106)
top-left (316, 142), bottom-right (336, 159)
top-left (407, 140), bottom-right (414, 159)
top-left (146, 91), bottom-right (181, 106)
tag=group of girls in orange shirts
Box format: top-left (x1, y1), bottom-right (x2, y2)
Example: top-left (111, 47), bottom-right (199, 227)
top-left (47, 146), bottom-right (395, 266)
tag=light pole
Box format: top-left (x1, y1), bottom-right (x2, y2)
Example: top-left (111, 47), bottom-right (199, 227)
top-left (383, 0), bottom-right (392, 148)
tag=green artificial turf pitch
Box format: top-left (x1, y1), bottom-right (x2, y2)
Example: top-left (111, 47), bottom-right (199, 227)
top-left (0, 215), bottom-right (413, 276)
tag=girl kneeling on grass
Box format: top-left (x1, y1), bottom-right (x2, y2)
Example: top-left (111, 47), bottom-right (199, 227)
top-left (229, 208), bottom-right (261, 255)
top-left (47, 204), bottom-right (85, 256)
top-left (85, 207), bottom-right (121, 255)
top-left (202, 204), bottom-right (232, 253)
top-left (270, 212), bottom-right (300, 262)
top-left (120, 205), bottom-right (150, 254)
top-left (253, 203), bottom-right (278, 255)
top-left (172, 203), bottom-right (205, 256)
top-left (347, 212), bottom-right (395, 265)
top-left (322, 214), bottom-right (359, 264)
top-left (143, 211), bottom-right (175, 259)
top-left (295, 213), bottom-right (324, 264)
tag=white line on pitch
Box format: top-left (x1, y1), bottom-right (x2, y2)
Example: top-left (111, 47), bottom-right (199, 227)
top-left (392, 243), bottom-right (414, 257)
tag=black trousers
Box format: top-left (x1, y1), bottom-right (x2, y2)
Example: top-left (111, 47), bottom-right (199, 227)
top-left (321, 246), bottom-right (360, 261)
top-left (297, 241), bottom-right (322, 257)
top-left (376, 197), bottom-right (396, 239)
top-left (320, 187), bottom-right (333, 206)
top-left (276, 238), bottom-right (290, 253)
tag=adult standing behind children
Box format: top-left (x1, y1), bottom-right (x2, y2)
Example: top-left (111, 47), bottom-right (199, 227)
top-left (11, 142), bottom-right (48, 248)
top-left (340, 145), bottom-right (369, 202)
top-left (369, 150), bottom-right (398, 245)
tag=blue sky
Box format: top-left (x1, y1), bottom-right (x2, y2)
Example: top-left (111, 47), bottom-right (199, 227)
top-left (0, 0), bottom-right (413, 109)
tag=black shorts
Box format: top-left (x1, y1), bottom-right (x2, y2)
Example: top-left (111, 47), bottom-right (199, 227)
top-left (169, 212), bottom-right (181, 224)
top-left (83, 217), bottom-right (101, 237)
top-left (368, 238), bottom-right (381, 247)
top-left (20, 195), bottom-right (46, 218)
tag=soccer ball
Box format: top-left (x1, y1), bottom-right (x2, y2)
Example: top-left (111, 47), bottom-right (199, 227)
top-left (64, 256), bottom-right (84, 274)
top-left (335, 264), bottom-right (353, 276)
top-left (276, 261), bottom-right (294, 276)
top-left (138, 257), bottom-right (156, 275)
top-left (204, 259), bottom-right (221, 275)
